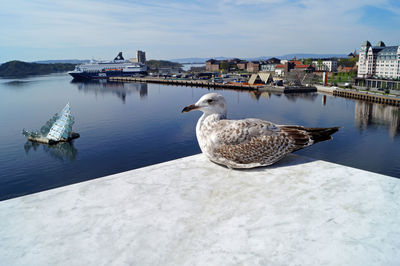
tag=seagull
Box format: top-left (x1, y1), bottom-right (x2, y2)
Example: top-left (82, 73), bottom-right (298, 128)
top-left (182, 93), bottom-right (339, 169)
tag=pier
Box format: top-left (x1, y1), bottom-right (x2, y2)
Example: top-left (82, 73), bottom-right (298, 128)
top-left (1, 154), bottom-right (400, 265)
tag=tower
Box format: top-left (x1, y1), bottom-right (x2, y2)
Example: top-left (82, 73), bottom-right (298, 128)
top-left (137, 50), bottom-right (146, 64)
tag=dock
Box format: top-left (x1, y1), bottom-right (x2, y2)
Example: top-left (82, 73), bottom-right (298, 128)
top-left (333, 89), bottom-right (400, 106)
top-left (260, 85), bottom-right (317, 93)
top-left (316, 85), bottom-right (400, 106)
top-left (1, 154), bottom-right (400, 265)
top-left (109, 76), bottom-right (261, 90)
top-left (109, 77), bottom-right (400, 105)
top-left (109, 76), bottom-right (317, 93)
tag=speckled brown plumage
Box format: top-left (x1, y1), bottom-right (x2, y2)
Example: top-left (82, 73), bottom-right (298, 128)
top-left (182, 93), bottom-right (339, 169)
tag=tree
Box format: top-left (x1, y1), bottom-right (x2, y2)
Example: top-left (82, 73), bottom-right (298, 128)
top-left (219, 61), bottom-right (230, 72)
top-left (317, 59), bottom-right (323, 71)
top-left (338, 57), bottom-right (358, 67)
top-left (304, 58), bottom-right (312, 65)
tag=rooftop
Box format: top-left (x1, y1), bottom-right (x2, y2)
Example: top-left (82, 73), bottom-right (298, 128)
top-left (294, 64), bottom-right (313, 68)
top-left (1, 154), bottom-right (399, 265)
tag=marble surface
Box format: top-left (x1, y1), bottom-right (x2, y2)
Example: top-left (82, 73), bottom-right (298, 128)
top-left (1, 154), bottom-right (400, 266)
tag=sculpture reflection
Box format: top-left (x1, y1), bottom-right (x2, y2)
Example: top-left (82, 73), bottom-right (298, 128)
top-left (354, 100), bottom-right (400, 138)
top-left (24, 141), bottom-right (78, 161)
top-left (249, 91), bottom-right (271, 100)
top-left (72, 80), bottom-right (148, 103)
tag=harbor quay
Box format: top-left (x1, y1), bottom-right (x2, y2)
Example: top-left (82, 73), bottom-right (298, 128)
top-left (109, 76), bottom-right (263, 90)
top-left (109, 76), bottom-right (400, 106)
top-left (1, 154), bottom-right (400, 265)
top-left (109, 76), bottom-right (318, 93)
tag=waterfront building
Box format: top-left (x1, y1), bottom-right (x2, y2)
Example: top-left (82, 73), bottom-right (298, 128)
top-left (237, 61), bottom-right (247, 70)
top-left (312, 59), bottom-right (338, 72)
top-left (247, 61), bottom-right (260, 72)
top-left (338, 65), bottom-right (357, 73)
top-left (275, 63), bottom-right (291, 77)
top-left (348, 50), bottom-right (358, 58)
top-left (260, 58), bottom-right (281, 72)
top-left (357, 40), bottom-right (400, 79)
top-left (205, 59), bottom-right (220, 72)
top-left (294, 64), bottom-right (315, 72)
top-left (137, 50), bottom-right (146, 63)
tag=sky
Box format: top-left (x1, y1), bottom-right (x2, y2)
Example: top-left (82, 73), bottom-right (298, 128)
top-left (1, 0), bottom-right (400, 62)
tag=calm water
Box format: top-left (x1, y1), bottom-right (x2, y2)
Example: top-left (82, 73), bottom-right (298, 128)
top-left (1, 73), bottom-right (400, 200)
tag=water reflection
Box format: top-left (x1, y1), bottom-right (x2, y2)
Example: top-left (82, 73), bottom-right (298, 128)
top-left (72, 80), bottom-right (148, 103)
top-left (3, 80), bottom-right (32, 87)
top-left (24, 141), bottom-right (78, 161)
top-left (284, 92), bottom-right (318, 102)
top-left (249, 91), bottom-right (271, 100)
top-left (354, 100), bottom-right (400, 137)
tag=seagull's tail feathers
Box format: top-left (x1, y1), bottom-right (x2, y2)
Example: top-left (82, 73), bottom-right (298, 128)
top-left (304, 126), bottom-right (340, 144)
top-left (280, 126), bottom-right (340, 150)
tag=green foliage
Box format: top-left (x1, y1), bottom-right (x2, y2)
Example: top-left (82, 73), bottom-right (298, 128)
top-left (146, 60), bottom-right (182, 70)
top-left (303, 58), bottom-right (312, 65)
top-left (338, 57), bottom-right (358, 67)
top-left (328, 71), bottom-right (355, 84)
top-left (315, 59), bottom-right (322, 70)
top-left (219, 61), bottom-right (230, 72)
top-left (0, 61), bottom-right (76, 77)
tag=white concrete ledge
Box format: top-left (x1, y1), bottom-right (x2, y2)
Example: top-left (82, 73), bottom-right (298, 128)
top-left (1, 154), bottom-right (400, 266)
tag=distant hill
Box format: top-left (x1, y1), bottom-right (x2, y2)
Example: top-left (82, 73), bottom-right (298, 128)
top-left (275, 53), bottom-right (347, 60)
top-left (34, 59), bottom-right (90, 64)
top-left (146, 60), bottom-right (182, 70)
top-left (0, 61), bottom-right (76, 78)
top-left (170, 54), bottom-right (347, 63)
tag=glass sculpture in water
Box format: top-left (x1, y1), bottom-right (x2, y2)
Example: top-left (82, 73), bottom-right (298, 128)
top-left (22, 103), bottom-right (79, 144)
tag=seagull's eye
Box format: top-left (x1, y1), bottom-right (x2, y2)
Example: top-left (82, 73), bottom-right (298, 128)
top-left (206, 99), bottom-right (214, 104)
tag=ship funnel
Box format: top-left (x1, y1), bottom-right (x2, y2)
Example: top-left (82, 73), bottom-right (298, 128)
top-left (114, 52), bottom-right (124, 61)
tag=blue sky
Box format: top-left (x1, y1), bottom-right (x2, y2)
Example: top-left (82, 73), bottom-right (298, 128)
top-left (1, 0), bottom-right (400, 62)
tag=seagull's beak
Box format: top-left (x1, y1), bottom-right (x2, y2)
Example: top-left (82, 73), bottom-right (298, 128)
top-left (182, 104), bottom-right (199, 113)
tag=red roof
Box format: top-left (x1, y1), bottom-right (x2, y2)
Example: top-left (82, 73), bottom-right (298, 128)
top-left (294, 64), bottom-right (312, 69)
top-left (291, 60), bottom-right (302, 65)
top-left (342, 67), bottom-right (354, 70)
top-left (275, 64), bottom-right (285, 69)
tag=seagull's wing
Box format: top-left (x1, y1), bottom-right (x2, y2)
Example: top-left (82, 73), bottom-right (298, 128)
top-left (207, 118), bottom-right (313, 166)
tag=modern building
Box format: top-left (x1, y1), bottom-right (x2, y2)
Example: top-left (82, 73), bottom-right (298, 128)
top-left (357, 40), bottom-right (400, 79)
top-left (248, 73), bottom-right (273, 84)
top-left (136, 50), bottom-right (146, 63)
top-left (312, 59), bottom-right (337, 72)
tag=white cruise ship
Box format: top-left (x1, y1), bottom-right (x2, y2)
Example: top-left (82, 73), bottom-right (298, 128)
top-left (68, 52), bottom-right (147, 80)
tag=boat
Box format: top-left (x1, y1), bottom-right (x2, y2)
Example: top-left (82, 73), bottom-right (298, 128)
top-left (68, 52), bottom-right (147, 80)
top-left (22, 103), bottom-right (80, 145)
